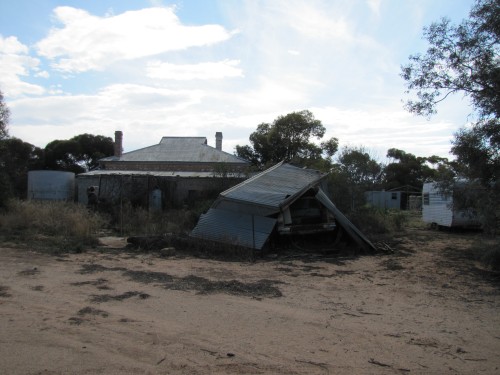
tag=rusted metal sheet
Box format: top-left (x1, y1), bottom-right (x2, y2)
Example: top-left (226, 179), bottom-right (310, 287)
top-left (190, 208), bottom-right (277, 250)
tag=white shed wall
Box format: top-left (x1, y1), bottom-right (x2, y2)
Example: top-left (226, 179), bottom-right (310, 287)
top-left (422, 183), bottom-right (453, 226)
top-left (422, 182), bottom-right (480, 228)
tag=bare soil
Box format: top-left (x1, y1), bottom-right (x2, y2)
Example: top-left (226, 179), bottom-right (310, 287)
top-left (1, 228), bottom-right (499, 374)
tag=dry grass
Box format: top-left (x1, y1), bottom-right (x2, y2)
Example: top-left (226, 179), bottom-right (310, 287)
top-left (0, 199), bottom-right (105, 252)
top-left (113, 203), bottom-right (200, 236)
top-left (349, 207), bottom-right (419, 236)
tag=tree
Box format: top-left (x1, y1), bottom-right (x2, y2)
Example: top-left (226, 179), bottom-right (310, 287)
top-left (70, 133), bottom-right (115, 170)
top-left (401, 0), bottom-right (500, 119)
top-left (0, 90), bottom-right (11, 206)
top-left (328, 146), bottom-right (382, 211)
top-left (0, 89), bottom-right (9, 140)
top-left (383, 148), bottom-right (443, 190)
top-left (0, 138), bottom-right (44, 199)
top-left (401, 0), bottom-right (499, 232)
top-left (44, 133), bottom-right (114, 173)
top-left (235, 110), bottom-right (338, 169)
top-left (44, 139), bottom-right (83, 173)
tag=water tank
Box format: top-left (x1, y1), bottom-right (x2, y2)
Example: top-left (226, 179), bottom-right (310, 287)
top-left (149, 188), bottom-right (162, 212)
top-left (27, 170), bottom-right (75, 201)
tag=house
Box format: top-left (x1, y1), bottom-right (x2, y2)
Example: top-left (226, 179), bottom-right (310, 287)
top-left (76, 131), bottom-right (250, 208)
top-left (422, 182), bottom-right (481, 228)
top-left (190, 162), bottom-right (376, 252)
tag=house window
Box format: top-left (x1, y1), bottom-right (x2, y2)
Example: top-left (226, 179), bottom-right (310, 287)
top-left (391, 192), bottom-right (397, 200)
top-left (423, 193), bottom-right (430, 205)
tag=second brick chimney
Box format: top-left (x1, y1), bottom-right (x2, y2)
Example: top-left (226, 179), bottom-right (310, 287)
top-left (114, 131), bottom-right (123, 157)
top-left (215, 132), bottom-right (223, 151)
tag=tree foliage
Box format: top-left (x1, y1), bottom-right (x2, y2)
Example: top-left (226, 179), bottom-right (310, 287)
top-left (0, 138), bottom-right (44, 199)
top-left (0, 90), bottom-right (11, 206)
top-left (328, 146), bottom-right (383, 212)
top-left (383, 148), bottom-right (450, 190)
top-left (44, 133), bottom-right (114, 173)
top-left (337, 147), bottom-right (382, 186)
top-left (0, 89), bottom-right (9, 140)
top-left (451, 118), bottom-right (499, 183)
top-left (401, 0), bottom-right (500, 232)
top-left (401, 0), bottom-right (500, 119)
top-left (235, 110), bottom-right (338, 169)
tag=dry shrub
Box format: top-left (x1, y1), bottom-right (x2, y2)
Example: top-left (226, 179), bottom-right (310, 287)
top-left (348, 207), bottom-right (389, 235)
top-left (466, 239), bottom-right (500, 272)
top-left (113, 202), bottom-right (199, 236)
top-left (0, 199), bottom-right (105, 251)
top-left (348, 207), bottom-right (412, 236)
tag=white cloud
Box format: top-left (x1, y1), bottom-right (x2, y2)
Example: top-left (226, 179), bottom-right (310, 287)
top-left (5, 0), bottom-right (471, 160)
top-left (146, 59), bottom-right (243, 80)
top-left (282, 2), bottom-right (351, 40)
top-left (311, 106), bottom-right (457, 158)
top-left (36, 6), bottom-right (236, 73)
top-left (0, 36), bottom-right (45, 97)
top-left (35, 71), bottom-right (50, 78)
top-left (9, 83), bottom-right (207, 147)
top-left (366, 0), bottom-right (382, 17)
top-left (0, 35), bottom-right (28, 54)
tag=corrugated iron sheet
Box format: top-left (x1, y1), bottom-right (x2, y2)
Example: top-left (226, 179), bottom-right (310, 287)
top-left (217, 162), bottom-right (327, 210)
top-left (190, 208), bottom-right (277, 250)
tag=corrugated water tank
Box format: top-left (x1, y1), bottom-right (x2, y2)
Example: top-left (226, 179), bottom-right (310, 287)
top-left (27, 170), bottom-right (75, 201)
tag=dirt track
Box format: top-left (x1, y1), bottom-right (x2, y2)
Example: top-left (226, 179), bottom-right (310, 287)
top-left (1, 229), bottom-right (499, 374)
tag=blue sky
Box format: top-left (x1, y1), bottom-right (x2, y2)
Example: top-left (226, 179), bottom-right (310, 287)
top-left (0, 0), bottom-right (476, 160)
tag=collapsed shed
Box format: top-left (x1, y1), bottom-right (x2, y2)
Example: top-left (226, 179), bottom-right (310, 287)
top-left (190, 162), bottom-right (376, 252)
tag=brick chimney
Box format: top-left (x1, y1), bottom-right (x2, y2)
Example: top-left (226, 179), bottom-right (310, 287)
top-left (114, 131), bottom-right (123, 157)
top-left (215, 132), bottom-right (223, 151)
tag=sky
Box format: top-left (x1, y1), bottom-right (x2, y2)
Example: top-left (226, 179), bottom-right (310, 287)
top-left (0, 0), bottom-right (476, 161)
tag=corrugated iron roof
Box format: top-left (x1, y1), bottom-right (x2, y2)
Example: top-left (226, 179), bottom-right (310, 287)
top-left (100, 137), bottom-right (248, 164)
top-left (77, 170), bottom-right (247, 178)
top-left (190, 208), bottom-right (277, 250)
top-left (217, 162), bottom-right (327, 210)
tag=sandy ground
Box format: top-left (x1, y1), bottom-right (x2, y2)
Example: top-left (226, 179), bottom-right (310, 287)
top-left (1, 228), bottom-right (499, 375)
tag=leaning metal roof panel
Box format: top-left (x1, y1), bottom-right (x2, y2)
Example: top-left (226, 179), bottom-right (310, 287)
top-left (316, 188), bottom-right (376, 252)
top-left (218, 162), bottom-right (327, 209)
top-left (190, 208), bottom-right (277, 250)
top-left (100, 137), bottom-right (248, 164)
